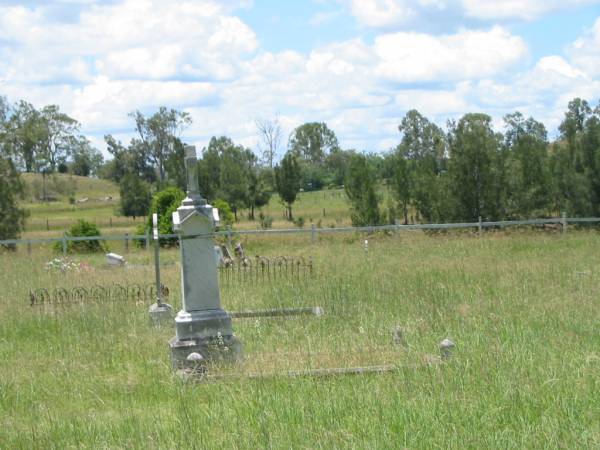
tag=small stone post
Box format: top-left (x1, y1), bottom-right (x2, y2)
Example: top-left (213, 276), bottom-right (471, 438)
top-left (62, 233), bottom-right (67, 256)
top-left (149, 213), bottom-right (173, 325)
top-left (311, 224), bottom-right (317, 243)
top-left (478, 216), bottom-right (482, 235)
top-left (439, 338), bottom-right (455, 359)
top-left (169, 146), bottom-right (241, 368)
top-left (561, 211), bottom-right (567, 235)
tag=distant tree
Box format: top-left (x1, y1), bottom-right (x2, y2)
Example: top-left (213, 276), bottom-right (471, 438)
top-left (387, 153), bottom-right (411, 224)
top-left (120, 174), bottom-right (152, 218)
top-left (582, 108), bottom-right (600, 215)
top-left (131, 107), bottom-right (192, 184)
top-left (197, 136), bottom-right (257, 220)
top-left (0, 96), bottom-right (8, 125)
top-left (4, 101), bottom-right (46, 172)
top-left (39, 105), bottom-right (80, 171)
top-left (300, 162), bottom-right (329, 191)
top-left (326, 148), bottom-right (355, 186)
top-left (392, 109), bottom-right (447, 224)
top-left (0, 97), bottom-right (7, 157)
top-left (256, 116), bottom-right (282, 168)
top-left (447, 113), bottom-right (504, 221)
top-left (274, 152), bottom-right (302, 221)
top-left (550, 98), bottom-right (600, 216)
top-left (99, 135), bottom-right (155, 184)
top-left (71, 137), bottom-right (104, 176)
top-left (163, 137), bottom-right (187, 191)
top-left (0, 157), bottom-right (27, 247)
top-left (246, 166), bottom-right (272, 220)
top-left (503, 112), bottom-right (551, 217)
top-left (289, 122), bottom-right (339, 165)
top-left (345, 153), bottom-right (382, 226)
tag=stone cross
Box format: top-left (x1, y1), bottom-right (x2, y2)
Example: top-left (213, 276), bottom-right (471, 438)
top-left (184, 145), bottom-right (201, 201)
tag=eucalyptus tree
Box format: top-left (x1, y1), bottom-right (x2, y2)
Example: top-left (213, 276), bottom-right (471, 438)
top-left (503, 112), bottom-right (551, 217)
top-left (289, 122), bottom-right (339, 165)
top-left (256, 116), bottom-right (282, 169)
top-left (389, 110), bottom-right (447, 223)
top-left (345, 153), bottom-right (382, 226)
top-left (274, 151), bottom-right (302, 221)
top-left (447, 113), bottom-right (504, 221)
top-left (39, 105), bottom-right (80, 171)
top-left (0, 157), bottom-right (27, 246)
top-left (131, 107), bottom-right (192, 184)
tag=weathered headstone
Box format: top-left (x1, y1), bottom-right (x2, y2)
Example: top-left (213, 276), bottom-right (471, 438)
top-left (106, 252), bottom-right (126, 266)
top-left (169, 145), bottom-right (242, 368)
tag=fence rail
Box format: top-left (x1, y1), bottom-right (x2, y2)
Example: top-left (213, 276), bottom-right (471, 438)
top-left (1, 216), bottom-right (598, 252)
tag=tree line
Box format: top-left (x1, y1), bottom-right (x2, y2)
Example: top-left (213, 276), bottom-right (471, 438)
top-left (1, 95), bottom-right (600, 244)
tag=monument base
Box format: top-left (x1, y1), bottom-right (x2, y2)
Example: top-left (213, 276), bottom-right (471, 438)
top-left (174, 308), bottom-right (234, 340)
top-left (169, 334), bottom-right (243, 369)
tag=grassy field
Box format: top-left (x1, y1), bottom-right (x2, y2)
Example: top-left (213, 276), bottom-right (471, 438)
top-left (1, 230), bottom-right (599, 448)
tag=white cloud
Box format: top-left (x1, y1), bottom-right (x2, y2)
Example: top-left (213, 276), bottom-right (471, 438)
top-left (0, 0), bottom-right (598, 157)
top-left (569, 17), bottom-right (600, 77)
top-left (462, 0), bottom-right (600, 21)
top-left (0, 0), bottom-right (258, 83)
top-left (346, 0), bottom-right (600, 28)
top-left (350, 0), bottom-right (416, 28)
top-left (374, 26), bottom-right (527, 82)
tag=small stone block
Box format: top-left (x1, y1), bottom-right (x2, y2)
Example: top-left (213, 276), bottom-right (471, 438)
top-left (149, 303), bottom-right (173, 326)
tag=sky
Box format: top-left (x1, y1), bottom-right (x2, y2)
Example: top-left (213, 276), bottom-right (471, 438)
top-left (0, 0), bottom-right (599, 160)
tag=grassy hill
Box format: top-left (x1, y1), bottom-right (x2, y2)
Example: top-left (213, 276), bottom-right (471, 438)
top-left (19, 173), bottom-right (142, 234)
top-left (18, 173), bottom-right (359, 237)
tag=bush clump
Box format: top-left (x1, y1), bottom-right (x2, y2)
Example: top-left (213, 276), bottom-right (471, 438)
top-left (54, 219), bottom-right (105, 254)
top-left (140, 187), bottom-right (185, 247)
top-left (213, 199), bottom-right (234, 228)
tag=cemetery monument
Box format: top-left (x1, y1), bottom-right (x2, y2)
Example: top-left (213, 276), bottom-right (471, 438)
top-left (169, 145), bottom-right (242, 368)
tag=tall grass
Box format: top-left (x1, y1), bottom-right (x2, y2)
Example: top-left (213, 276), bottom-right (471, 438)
top-left (1, 230), bottom-right (599, 448)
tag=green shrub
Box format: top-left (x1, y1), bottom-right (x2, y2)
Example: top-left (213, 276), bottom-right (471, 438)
top-left (54, 219), bottom-right (105, 254)
top-left (293, 216), bottom-right (305, 228)
top-left (213, 199), bottom-right (234, 228)
top-left (259, 211), bottom-right (273, 229)
top-left (145, 187), bottom-right (185, 247)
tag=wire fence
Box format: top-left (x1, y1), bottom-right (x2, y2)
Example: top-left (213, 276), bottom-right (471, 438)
top-left (1, 214), bottom-right (598, 255)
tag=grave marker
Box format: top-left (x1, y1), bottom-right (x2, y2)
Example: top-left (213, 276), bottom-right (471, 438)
top-left (169, 145), bottom-right (242, 368)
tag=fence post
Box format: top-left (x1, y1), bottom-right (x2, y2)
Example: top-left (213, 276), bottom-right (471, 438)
top-left (27, 241), bottom-right (32, 255)
top-left (109, 217), bottom-right (113, 227)
top-left (227, 225), bottom-right (232, 249)
top-left (311, 223), bottom-right (317, 243)
top-left (46, 219), bottom-right (49, 231)
top-left (478, 216), bottom-right (482, 235)
top-left (561, 212), bottom-right (567, 235)
top-left (62, 233), bottom-right (67, 256)
top-left (145, 229), bottom-right (150, 251)
top-left (124, 233), bottom-right (129, 253)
